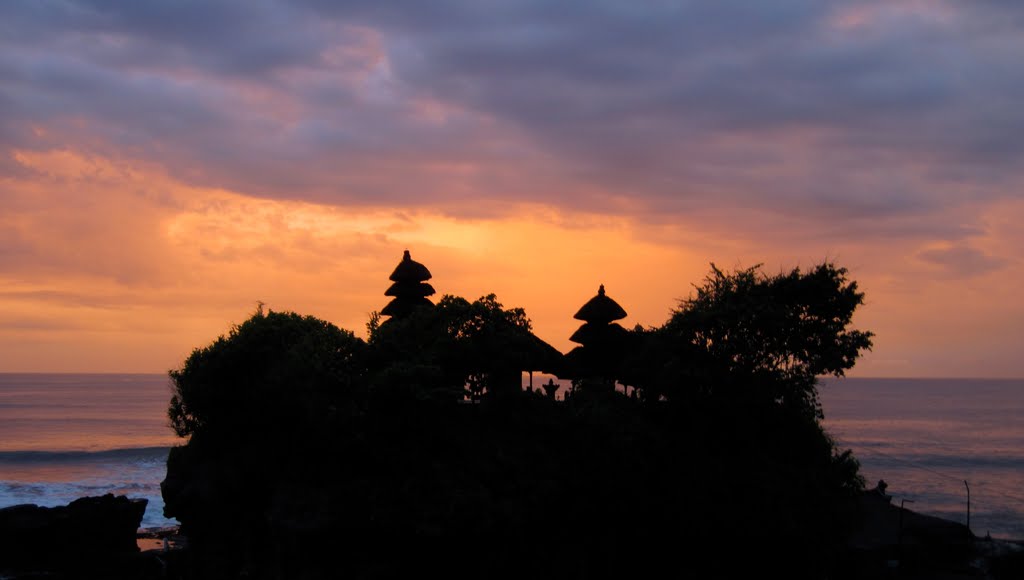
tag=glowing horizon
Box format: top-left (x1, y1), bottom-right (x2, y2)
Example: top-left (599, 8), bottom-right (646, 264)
top-left (2, 2), bottom-right (1023, 377)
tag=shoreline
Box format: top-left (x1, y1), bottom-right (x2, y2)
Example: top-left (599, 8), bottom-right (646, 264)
top-left (3, 495), bottom-right (1021, 579)
top-left (136, 525), bottom-right (186, 552)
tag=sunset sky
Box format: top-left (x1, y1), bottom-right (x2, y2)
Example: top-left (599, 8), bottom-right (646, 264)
top-left (2, 1), bottom-right (1022, 377)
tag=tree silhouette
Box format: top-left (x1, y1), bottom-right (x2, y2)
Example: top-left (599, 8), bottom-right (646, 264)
top-left (629, 262), bottom-right (873, 416)
top-left (168, 308), bottom-right (366, 440)
top-left (368, 293), bottom-right (559, 400)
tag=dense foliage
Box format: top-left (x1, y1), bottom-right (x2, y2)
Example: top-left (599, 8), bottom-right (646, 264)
top-left (367, 294), bottom-right (551, 400)
top-left (163, 263), bottom-right (873, 579)
top-left (167, 306), bottom-right (366, 440)
top-left (624, 263), bottom-right (873, 416)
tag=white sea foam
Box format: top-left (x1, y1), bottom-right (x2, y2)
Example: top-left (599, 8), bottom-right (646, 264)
top-left (0, 446), bottom-right (177, 528)
top-left (0, 374), bottom-right (181, 529)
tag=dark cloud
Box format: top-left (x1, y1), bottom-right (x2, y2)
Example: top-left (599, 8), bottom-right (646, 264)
top-left (2, 0), bottom-right (328, 76)
top-left (917, 243), bottom-right (1007, 278)
top-left (1, 0), bottom-right (1023, 241)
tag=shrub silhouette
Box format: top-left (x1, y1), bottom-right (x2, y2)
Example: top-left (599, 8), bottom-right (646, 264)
top-left (168, 306), bottom-right (366, 441)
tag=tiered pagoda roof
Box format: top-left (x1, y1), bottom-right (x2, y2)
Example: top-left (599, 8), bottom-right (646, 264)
top-left (565, 284), bottom-right (630, 391)
top-left (381, 250), bottom-right (435, 318)
top-left (569, 285), bottom-right (628, 345)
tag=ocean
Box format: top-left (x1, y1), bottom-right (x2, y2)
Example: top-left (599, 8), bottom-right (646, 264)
top-left (0, 373), bottom-right (1021, 538)
top-left (0, 373), bottom-right (180, 529)
top-left (819, 377), bottom-right (1024, 540)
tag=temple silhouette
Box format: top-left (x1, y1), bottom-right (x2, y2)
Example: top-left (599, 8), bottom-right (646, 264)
top-left (155, 249), bottom-right (880, 579)
top-left (565, 284), bottom-right (631, 394)
top-left (380, 250), bottom-right (626, 397)
top-left (381, 250), bottom-right (435, 318)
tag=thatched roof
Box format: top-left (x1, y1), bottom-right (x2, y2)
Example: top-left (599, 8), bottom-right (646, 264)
top-left (573, 285), bottom-right (627, 324)
top-left (568, 321), bottom-right (629, 346)
top-left (389, 250), bottom-right (432, 282)
top-left (384, 281), bottom-right (436, 298)
top-left (380, 296), bottom-right (433, 317)
top-left (519, 332), bottom-right (566, 375)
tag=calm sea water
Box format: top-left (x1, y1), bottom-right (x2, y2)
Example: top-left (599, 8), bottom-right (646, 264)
top-left (820, 377), bottom-right (1024, 540)
top-left (0, 374), bottom-right (1021, 538)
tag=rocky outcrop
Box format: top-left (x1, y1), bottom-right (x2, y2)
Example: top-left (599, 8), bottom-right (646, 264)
top-left (0, 494), bottom-right (147, 573)
top-left (839, 490), bottom-right (993, 578)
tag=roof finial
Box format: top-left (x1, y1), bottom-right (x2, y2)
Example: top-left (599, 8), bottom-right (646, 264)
top-left (572, 284), bottom-right (626, 324)
top-left (403, 249), bottom-right (411, 260)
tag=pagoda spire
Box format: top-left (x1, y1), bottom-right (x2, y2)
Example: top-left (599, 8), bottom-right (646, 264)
top-left (566, 284), bottom-right (630, 394)
top-left (380, 250), bottom-right (435, 319)
top-left (572, 284), bottom-right (628, 328)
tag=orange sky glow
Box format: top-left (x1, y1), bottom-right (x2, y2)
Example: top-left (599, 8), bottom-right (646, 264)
top-left (2, 2), bottom-right (1022, 377)
top-left (2, 148), bottom-right (1021, 377)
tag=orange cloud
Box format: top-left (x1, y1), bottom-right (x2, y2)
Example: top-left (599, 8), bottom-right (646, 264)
top-left (1, 147), bottom-right (1023, 377)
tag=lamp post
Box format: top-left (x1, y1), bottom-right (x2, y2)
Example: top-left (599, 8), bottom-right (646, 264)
top-left (964, 480), bottom-right (971, 543)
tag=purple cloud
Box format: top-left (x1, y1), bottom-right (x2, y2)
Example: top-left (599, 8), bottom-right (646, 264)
top-left (1, 0), bottom-right (1022, 242)
top-left (917, 243), bottom-right (1007, 278)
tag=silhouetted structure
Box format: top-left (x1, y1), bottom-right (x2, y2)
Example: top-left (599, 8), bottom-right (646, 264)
top-left (492, 331), bottom-right (565, 395)
top-left (569, 285), bottom-right (627, 342)
top-left (444, 294), bottom-right (564, 398)
top-left (161, 260), bottom-right (879, 579)
top-left (381, 250), bottom-right (435, 319)
top-left (566, 285), bottom-right (630, 392)
top-left (541, 378), bottom-right (560, 399)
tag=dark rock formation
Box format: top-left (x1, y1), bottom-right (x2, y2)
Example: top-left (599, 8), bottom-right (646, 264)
top-left (157, 260), bottom-right (888, 578)
top-left (839, 490), bottom-right (982, 578)
top-left (0, 494), bottom-right (147, 575)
